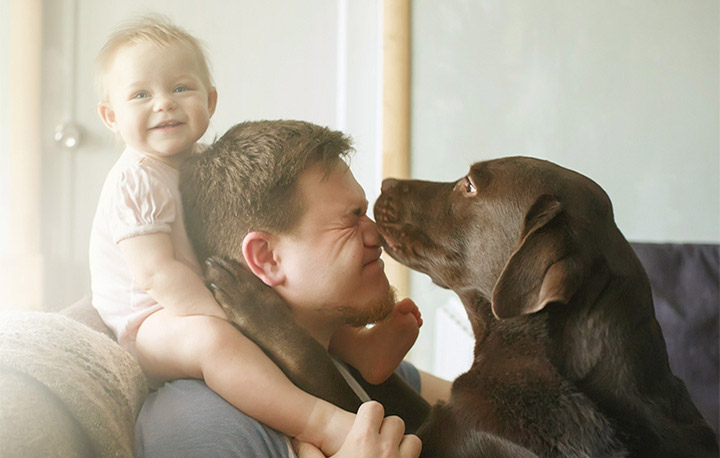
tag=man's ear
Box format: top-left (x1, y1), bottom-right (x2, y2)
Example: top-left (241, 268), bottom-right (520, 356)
top-left (207, 87), bottom-right (218, 117)
top-left (242, 231), bottom-right (284, 287)
top-left (98, 102), bottom-right (119, 132)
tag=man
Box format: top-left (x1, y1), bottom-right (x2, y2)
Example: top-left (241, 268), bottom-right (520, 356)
top-left (134, 120), bottom-right (450, 457)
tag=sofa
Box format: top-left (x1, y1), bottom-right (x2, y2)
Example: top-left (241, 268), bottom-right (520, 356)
top-left (0, 242), bottom-right (717, 457)
top-left (630, 243), bottom-right (719, 435)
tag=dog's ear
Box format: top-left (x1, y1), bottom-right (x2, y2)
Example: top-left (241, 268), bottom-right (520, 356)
top-left (491, 194), bottom-right (584, 319)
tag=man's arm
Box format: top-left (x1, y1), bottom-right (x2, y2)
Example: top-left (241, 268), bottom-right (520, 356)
top-left (417, 370), bottom-right (452, 405)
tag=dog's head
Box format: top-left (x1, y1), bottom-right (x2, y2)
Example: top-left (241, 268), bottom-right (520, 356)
top-left (374, 156), bottom-right (626, 320)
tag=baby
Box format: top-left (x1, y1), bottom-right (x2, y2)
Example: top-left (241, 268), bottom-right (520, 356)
top-left (88, 15), bottom-right (421, 455)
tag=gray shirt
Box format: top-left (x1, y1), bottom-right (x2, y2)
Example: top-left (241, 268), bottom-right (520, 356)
top-left (135, 360), bottom-right (421, 458)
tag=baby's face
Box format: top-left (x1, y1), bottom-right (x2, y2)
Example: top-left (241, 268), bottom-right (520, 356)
top-left (98, 42), bottom-right (217, 167)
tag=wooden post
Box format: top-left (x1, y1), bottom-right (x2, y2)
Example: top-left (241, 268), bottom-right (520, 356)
top-left (381, 0), bottom-right (411, 298)
top-left (0, 0), bottom-right (44, 311)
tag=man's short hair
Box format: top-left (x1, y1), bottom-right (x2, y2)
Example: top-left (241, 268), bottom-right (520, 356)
top-left (180, 120), bottom-right (354, 264)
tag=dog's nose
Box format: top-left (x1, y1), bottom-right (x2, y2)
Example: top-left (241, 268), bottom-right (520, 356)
top-left (381, 178), bottom-right (399, 192)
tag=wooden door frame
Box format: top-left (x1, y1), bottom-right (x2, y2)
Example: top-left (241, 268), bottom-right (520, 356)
top-left (0, 0), bottom-right (44, 311)
top-left (381, 0), bottom-right (411, 297)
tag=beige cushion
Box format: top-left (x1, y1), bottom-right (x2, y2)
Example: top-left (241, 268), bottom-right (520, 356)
top-left (0, 311), bottom-right (148, 458)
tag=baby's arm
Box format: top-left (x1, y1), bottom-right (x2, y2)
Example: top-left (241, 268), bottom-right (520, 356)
top-left (137, 308), bottom-right (355, 455)
top-left (119, 232), bottom-right (226, 319)
top-left (330, 298), bottom-right (422, 384)
top-left (125, 233), bottom-right (355, 454)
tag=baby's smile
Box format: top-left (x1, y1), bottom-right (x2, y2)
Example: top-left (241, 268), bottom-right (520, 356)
top-left (150, 120), bottom-right (184, 129)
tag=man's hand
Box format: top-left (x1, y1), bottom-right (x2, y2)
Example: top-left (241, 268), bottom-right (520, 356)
top-left (293, 401), bottom-right (422, 458)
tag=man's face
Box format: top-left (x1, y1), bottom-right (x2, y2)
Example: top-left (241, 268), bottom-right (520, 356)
top-left (274, 162), bottom-right (394, 331)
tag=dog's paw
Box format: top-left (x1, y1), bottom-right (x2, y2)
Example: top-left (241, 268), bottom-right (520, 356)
top-left (204, 256), bottom-right (293, 333)
top-left (205, 257), bottom-right (244, 302)
top-left (205, 256), bottom-right (259, 325)
top-left (205, 256), bottom-right (248, 289)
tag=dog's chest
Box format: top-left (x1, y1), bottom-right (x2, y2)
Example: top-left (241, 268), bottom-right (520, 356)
top-left (473, 315), bottom-right (551, 367)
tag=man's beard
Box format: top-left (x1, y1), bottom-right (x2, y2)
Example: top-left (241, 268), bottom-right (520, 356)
top-left (339, 286), bottom-right (397, 327)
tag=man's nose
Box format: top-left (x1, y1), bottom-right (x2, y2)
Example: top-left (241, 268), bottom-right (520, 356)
top-left (360, 216), bottom-right (381, 247)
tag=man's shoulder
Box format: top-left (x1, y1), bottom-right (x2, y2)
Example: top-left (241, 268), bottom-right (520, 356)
top-left (135, 379), bottom-right (291, 458)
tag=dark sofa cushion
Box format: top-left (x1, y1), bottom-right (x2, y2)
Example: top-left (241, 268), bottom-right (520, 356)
top-left (631, 243), bottom-right (719, 435)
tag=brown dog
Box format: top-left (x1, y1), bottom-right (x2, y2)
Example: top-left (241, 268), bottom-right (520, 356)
top-left (373, 157), bottom-right (718, 457)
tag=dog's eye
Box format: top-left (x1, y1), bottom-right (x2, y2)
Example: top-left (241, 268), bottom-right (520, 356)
top-left (454, 176), bottom-right (479, 197)
top-left (464, 177), bottom-right (477, 196)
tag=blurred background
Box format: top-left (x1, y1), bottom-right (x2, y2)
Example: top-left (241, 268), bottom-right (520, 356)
top-left (0, 0), bottom-right (717, 377)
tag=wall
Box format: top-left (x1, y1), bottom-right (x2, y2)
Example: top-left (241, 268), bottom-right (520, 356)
top-left (409, 0), bottom-right (720, 375)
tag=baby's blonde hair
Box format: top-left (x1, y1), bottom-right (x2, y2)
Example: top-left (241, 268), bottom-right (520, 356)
top-left (95, 14), bottom-right (214, 102)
